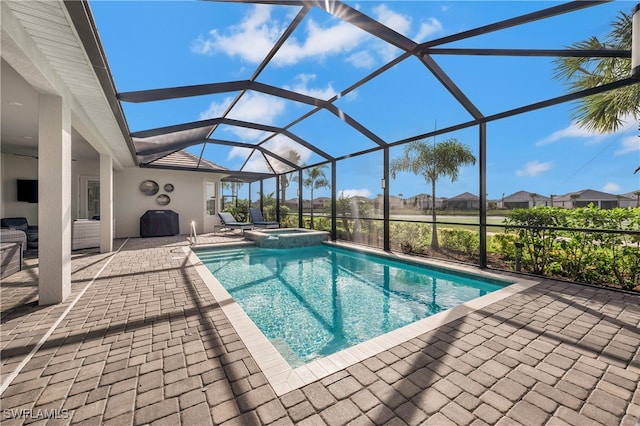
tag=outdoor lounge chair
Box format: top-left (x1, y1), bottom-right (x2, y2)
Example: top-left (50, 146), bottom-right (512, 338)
top-left (249, 208), bottom-right (280, 229)
top-left (218, 212), bottom-right (254, 234)
top-left (1, 217), bottom-right (38, 249)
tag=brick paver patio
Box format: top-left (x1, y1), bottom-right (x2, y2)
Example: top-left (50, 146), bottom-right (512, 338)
top-left (1, 234), bottom-right (639, 425)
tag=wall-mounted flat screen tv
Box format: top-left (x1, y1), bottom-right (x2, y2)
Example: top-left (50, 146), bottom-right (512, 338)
top-left (17, 179), bottom-right (38, 203)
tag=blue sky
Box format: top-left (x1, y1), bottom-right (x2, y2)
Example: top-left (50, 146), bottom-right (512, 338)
top-left (91, 1), bottom-right (639, 201)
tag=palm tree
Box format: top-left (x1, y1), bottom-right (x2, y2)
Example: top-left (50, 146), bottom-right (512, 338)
top-left (529, 192), bottom-right (539, 207)
top-left (634, 191), bottom-right (640, 207)
top-left (553, 11), bottom-right (639, 132)
top-left (221, 181), bottom-right (241, 209)
top-left (390, 138), bottom-right (476, 249)
top-left (303, 165), bottom-right (329, 229)
top-left (553, 11), bottom-right (640, 173)
top-left (278, 149), bottom-right (302, 206)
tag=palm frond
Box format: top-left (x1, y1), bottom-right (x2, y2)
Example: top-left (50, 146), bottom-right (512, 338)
top-left (552, 10), bottom-right (638, 133)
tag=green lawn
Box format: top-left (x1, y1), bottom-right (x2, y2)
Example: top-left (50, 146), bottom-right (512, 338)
top-left (294, 212), bottom-right (508, 233)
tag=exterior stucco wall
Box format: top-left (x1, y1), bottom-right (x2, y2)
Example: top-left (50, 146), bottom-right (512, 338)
top-left (1, 153), bottom-right (39, 225)
top-left (0, 154), bottom-right (105, 226)
top-left (113, 167), bottom-right (221, 238)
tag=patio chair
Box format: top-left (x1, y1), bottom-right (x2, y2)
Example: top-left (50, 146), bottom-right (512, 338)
top-left (218, 212), bottom-right (254, 234)
top-left (249, 208), bottom-right (280, 229)
top-left (1, 217), bottom-right (38, 249)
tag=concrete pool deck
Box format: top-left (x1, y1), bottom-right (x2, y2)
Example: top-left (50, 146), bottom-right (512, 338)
top-left (1, 234), bottom-right (639, 425)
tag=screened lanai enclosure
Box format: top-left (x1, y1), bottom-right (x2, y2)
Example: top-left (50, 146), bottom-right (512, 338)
top-left (76, 1), bottom-right (639, 289)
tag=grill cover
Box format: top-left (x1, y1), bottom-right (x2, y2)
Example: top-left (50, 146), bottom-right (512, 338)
top-left (140, 210), bottom-right (179, 237)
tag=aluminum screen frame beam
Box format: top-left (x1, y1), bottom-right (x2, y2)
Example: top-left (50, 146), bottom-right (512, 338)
top-left (422, 48), bottom-right (630, 58)
top-left (136, 138), bottom-right (300, 170)
top-left (416, 1), bottom-right (609, 50)
top-left (119, 80), bottom-right (387, 147)
top-left (130, 117), bottom-right (334, 161)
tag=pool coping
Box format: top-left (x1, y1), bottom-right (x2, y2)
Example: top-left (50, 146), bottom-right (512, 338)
top-left (185, 242), bottom-right (539, 396)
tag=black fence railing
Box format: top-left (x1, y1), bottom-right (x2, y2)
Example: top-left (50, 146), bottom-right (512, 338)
top-left (283, 211), bottom-right (638, 292)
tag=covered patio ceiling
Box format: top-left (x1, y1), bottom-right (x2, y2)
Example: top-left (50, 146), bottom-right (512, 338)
top-left (70, 0), bottom-right (638, 183)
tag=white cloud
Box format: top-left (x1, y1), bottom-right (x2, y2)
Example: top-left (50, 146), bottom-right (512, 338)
top-left (374, 4), bottom-right (411, 36)
top-left (516, 161), bottom-right (552, 177)
top-left (603, 182), bottom-right (621, 192)
top-left (537, 117), bottom-right (638, 147)
top-left (192, 3), bottom-right (442, 69)
top-left (376, 43), bottom-right (403, 63)
top-left (346, 51), bottom-right (375, 68)
top-left (535, 122), bottom-right (606, 146)
top-left (242, 134), bottom-right (312, 173)
top-left (615, 135), bottom-right (640, 156)
top-left (227, 146), bottom-right (253, 161)
top-left (284, 74), bottom-right (337, 100)
top-left (371, 6), bottom-right (442, 59)
top-left (275, 18), bottom-right (366, 66)
top-left (226, 92), bottom-right (286, 124)
top-left (200, 92), bottom-right (286, 142)
top-left (191, 4), bottom-right (282, 63)
top-left (199, 97), bottom-right (232, 121)
top-left (192, 4), bottom-right (368, 66)
top-left (414, 18), bottom-right (443, 42)
top-left (339, 188), bottom-right (372, 198)
top-left (264, 135), bottom-right (312, 164)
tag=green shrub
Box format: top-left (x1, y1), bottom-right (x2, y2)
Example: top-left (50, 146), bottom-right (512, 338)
top-left (390, 222), bottom-right (431, 252)
top-left (440, 228), bottom-right (479, 255)
top-left (504, 206), bottom-right (639, 289)
top-left (504, 206), bottom-right (567, 275)
top-left (489, 233), bottom-right (518, 260)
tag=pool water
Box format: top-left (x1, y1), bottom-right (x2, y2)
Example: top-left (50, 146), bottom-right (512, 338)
top-left (196, 245), bottom-right (508, 367)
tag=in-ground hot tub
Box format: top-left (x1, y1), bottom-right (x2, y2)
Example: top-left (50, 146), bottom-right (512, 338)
top-left (243, 228), bottom-right (329, 248)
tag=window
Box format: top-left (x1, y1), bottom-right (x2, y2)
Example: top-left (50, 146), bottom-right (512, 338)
top-left (206, 182), bottom-right (217, 215)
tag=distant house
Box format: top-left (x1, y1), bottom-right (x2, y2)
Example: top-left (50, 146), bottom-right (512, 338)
top-left (502, 191), bottom-right (550, 209)
top-left (554, 189), bottom-right (632, 209)
top-left (372, 194), bottom-right (404, 210)
top-left (314, 197), bottom-right (330, 209)
top-left (408, 193), bottom-right (445, 210)
top-left (283, 198), bottom-right (299, 209)
top-left (444, 192), bottom-right (479, 210)
top-left (620, 191), bottom-right (640, 208)
top-left (299, 197), bottom-right (329, 209)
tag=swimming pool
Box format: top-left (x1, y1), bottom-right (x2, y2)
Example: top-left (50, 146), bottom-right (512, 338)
top-left (195, 244), bottom-right (510, 367)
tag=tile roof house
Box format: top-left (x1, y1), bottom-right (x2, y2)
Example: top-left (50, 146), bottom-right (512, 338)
top-left (501, 190), bottom-right (551, 209)
top-left (554, 189), bottom-right (633, 209)
top-left (620, 190), bottom-right (640, 208)
top-left (443, 192), bottom-right (479, 210)
top-left (407, 193), bottom-right (445, 210)
top-left (143, 150), bottom-right (227, 172)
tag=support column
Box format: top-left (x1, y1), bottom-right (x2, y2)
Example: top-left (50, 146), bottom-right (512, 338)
top-left (632, 3), bottom-right (639, 78)
top-left (383, 147), bottom-right (390, 251)
top-left (259, 180), bottom-right (264, 212)
top-left (298, 169), bottom-right (303, 228)
top-left (100, 154), bottom-right (113, 253)
top-left (275, 175), bottom-right (281, 222)
top-left (38, 95), bottom-right (71, 305)
top-left (479, 123), bottom-right (487, 268)
top-left (331, 161), bottom-right (337, 241)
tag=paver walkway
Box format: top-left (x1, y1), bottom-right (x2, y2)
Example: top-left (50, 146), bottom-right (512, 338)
top-left (1, 234), bottom-right (639, 425)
